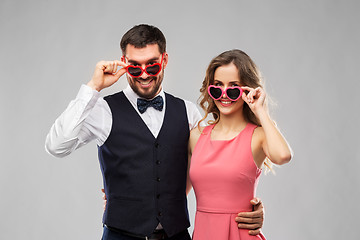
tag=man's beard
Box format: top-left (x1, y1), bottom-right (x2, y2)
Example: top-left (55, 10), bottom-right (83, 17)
top-left (128, 72), bottom-right (164, 99)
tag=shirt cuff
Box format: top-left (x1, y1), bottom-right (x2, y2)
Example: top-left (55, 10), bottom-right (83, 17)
top-left (76, 84), bottom-right (101, 106)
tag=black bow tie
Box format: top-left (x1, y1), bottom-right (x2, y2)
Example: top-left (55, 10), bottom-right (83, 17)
top-left (137, 95), bottom-right (164, 114)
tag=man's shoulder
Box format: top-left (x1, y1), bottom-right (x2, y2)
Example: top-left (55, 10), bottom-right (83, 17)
top-left (164, 92), bottom-right (196, 107)
top-left (103, 91), bottom-right (124, 101)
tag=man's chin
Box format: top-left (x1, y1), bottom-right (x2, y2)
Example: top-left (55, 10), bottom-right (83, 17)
top-left (129, 76), bottom-right (162, 99)
top-left (134, 86), bottom-right (158, 99)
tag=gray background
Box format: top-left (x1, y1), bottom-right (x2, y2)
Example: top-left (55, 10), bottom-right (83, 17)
top-left (1, 0), bottom-right (359, 239)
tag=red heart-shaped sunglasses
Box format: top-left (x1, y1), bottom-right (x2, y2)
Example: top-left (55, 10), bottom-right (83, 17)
top-left (124, 54), bottom-right (164, 78)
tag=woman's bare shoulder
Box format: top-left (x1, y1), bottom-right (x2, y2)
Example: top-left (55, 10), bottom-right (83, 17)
top-left (189, 125), bottom-right (207, 152)
top-left (190, 126), bottom-right (205, 139)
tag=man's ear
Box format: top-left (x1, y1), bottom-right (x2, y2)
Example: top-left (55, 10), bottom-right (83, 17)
top-left (121, 56), bottom-right (125, 62)
top-left (163, 52), bottom-right (169, 69)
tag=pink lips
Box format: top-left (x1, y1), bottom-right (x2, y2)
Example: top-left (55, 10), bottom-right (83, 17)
top-left (219, 99), bottom-right (232, 107)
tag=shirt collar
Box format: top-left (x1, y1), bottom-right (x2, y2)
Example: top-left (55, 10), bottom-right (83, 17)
top-left (123, 84), bottom-right (165, 107)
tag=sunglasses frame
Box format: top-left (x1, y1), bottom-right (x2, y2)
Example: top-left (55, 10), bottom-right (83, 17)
top-left (124, 54), bottom-right (164, 78)
top-left (208, 85), bottom-right (243, 101)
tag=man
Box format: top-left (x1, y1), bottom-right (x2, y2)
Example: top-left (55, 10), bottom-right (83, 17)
top-left (45, 24), bottom-right (264, 240)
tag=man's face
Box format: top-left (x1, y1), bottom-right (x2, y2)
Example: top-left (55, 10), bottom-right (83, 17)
top-left (124, 44), bottom-right (168, 99)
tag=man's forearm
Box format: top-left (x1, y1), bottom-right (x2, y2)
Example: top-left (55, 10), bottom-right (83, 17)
top-left (45, 85), bottom-right (100, 157)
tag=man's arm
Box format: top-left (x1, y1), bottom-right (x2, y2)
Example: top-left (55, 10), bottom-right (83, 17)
top-left (235, 198), bottom-right (264, 236)
top-left (45, 60), bottom-right (127, 157)
top-left (45, 85), bottom-right (103, 157)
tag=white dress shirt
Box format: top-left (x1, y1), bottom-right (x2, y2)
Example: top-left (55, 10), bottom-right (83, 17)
top-left (45, 84), bottom-right (202, 157)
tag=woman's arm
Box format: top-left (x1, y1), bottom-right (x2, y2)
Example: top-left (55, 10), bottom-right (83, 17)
top-left (242, 86), bottom-right (293, 165)
top-left (186, 127), bottom-right (202, 195)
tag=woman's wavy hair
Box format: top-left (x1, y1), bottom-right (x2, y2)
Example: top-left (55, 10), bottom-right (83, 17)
top-left (199, 49), bottom-right (264, 125)
top-left (198, 49), bottom-right (273, 172)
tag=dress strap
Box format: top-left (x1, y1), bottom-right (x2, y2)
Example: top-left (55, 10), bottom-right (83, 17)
top-left (201, 124), bottom-right (215, 135)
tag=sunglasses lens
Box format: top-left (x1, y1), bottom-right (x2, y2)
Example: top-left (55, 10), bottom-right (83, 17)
top-left (127, 67), bottom-right (142, 77)
top-left (209, 87), bottom-right (222, 99)
top-left (146, 65), bottom-right (161, 75)
top-left (226, 88), bottom-right (241, 100)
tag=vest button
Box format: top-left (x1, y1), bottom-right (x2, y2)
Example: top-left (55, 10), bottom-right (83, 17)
top-left (155, 143), bottom-right (160, 148)
top-left (158, 212), bottom-right (162, 216)
top-left (156, 160), bottom-right (161, 165)
top-left (157, 194), bottom-right (160, 199)
top-left (157, 177), bottom-right (161, 182)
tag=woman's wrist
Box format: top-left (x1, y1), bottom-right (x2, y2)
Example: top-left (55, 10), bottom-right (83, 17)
top-left (255, 108), bottom-right (270, 125)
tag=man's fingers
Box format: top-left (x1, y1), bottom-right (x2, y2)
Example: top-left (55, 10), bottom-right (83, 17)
top-left (248, 229), bottom-right (261, 236)
top-left (103, 200), bottom-right (107, 210)
top-left (235, 215), bottom-right (262, 224)
top-left (114, 60), bottom-right (128, 68)
top-left (237, 222), bottom-right (262, 230)
top-left (101, 60), bottom-right (127, 73)
top-left (112, 62), bottom-right (117, 73)
top-left (237, 210), bottom-right (263, 218)
top-left (114, 67), bottom-right (127, 79)
top-left (101, 188), bottom-right (107, 200)
top-left (250, 197), bottom-right (260, 205)
top-left (111, 60), bottom-right (128, 78)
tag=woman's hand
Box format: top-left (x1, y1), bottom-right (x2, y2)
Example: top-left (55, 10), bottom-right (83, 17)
top-left (241, 86), bottom-right (266, 116)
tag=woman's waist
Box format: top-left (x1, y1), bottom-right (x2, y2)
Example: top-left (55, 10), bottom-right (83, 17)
top-left (194, 190), bottom-right (255, 213)
top-left (196, 206), bottom-right (253, 214)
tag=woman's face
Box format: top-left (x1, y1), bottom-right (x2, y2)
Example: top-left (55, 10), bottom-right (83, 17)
top-left (212, 63), bottom-right (244, 116)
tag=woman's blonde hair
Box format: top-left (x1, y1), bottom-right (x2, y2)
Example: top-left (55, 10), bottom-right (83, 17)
top-left (198, 49), bottom-right (273, 172)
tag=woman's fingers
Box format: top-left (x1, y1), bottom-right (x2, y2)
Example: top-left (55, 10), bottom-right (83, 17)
top-left (241, 86), bottom-right (265, 105)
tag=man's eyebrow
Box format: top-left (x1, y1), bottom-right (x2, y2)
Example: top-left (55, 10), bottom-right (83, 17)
top-left (127, 57), bottom-right (160, 65)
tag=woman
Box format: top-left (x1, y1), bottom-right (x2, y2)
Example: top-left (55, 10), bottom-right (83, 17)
top-left (188, 49), bottom-right (292, 239)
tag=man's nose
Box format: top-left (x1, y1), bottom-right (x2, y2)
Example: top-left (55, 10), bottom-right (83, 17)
top-left (140, 67), bottom-right (149, 79)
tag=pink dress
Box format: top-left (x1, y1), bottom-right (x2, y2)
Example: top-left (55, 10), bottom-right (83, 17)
top-left (189, 123), bottom-right (266, 240)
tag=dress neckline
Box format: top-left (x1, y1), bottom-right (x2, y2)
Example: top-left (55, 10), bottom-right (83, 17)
top-left (209, 123), bottom-right (249, 142)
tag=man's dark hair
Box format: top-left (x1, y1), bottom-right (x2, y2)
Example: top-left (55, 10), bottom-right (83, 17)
top-left (120, 24), bottom-right (166, 55)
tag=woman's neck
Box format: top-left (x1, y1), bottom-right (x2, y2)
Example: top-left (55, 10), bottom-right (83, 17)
top-left (215, 111), bottom-right (247, 133)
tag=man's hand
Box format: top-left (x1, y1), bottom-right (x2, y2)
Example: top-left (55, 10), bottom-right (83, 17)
top-left (235, 198), bottom-right (264, 236)
top-left (101, 188), bottom-right (107, 211)
top-left (87, 60), bottom-right (128, 92)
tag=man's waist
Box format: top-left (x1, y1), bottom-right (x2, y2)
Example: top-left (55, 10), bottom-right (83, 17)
top-left (105, 225), bottom-right (168, 240)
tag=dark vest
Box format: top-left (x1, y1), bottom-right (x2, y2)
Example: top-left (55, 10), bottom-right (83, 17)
top-left (98, 91), bottom-right (190, 237)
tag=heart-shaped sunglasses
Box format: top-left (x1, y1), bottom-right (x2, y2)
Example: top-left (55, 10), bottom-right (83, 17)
top-left (124, 54), bottom-right (164, 78)
top-left (208, 85), bottom-right (243, 101)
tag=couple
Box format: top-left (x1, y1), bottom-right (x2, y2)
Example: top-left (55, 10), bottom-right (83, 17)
top-left (46, 24), bottom-right (292, 240)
